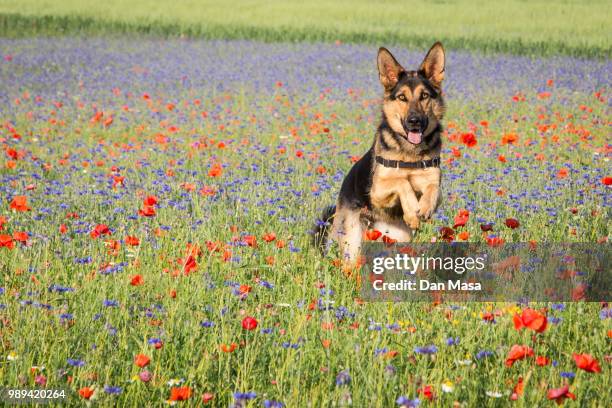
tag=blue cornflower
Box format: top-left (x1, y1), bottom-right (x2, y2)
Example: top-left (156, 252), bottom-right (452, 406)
top-left (233, 391), bottom-right (256, 402)
top-left (396, 396), bottom-right (420, 407)
top-left (263, 400), bottom-right (285, 408)
top-left (288, 241), bottom-right (300, 253)
top-left (67, 358), bottom-right (85, 367)
top-left (259, 280), bottom-right (274, 289)
top-left (384, 364), bottom-right (397, 376)
top-left (103, 299), bottom-right (118, 307)
top-left (560, 371), bottom-right (575, 379)
top-left (414, 345), bottom-right (438, 355)
top-left (476, 350), bottom-right (494, 359)
top-left (148, 338), bottom-right (162, 346)
top-left (200, 320), bottom-right (215, 328)
top-left (281, 342), bottom-right (299, 349)
top-left (335, 369), bottom-right (351, 386)
top-left (446, 337), bottom-right (460, 346)
top-left (48, 284), bottom-right (75, 293)
top-left (104, 385), bottom-right (122, 394)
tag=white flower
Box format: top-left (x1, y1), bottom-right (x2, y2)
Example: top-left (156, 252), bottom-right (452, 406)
top-left (441, 380), bottom-right (454, 393)
top-left (167, 378), bottom-right (184, 386)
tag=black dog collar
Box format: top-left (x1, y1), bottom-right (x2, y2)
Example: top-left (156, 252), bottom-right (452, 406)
top-left (375, 155), bottom-right (440, 169)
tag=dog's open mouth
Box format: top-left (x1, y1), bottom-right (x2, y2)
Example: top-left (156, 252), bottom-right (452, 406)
top-left (406, 130), bottom-right (423, 145)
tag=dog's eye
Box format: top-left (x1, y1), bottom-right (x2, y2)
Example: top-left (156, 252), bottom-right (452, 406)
top-left (421, 92), bottom-right (430, 100)
top-left (397, 94), bottom-right (407, 102)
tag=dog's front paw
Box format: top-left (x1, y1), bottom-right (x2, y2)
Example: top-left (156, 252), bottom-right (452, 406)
top-left (404, 213), bottom-right (420, 230)
top-left (417, 199), bottom-right (436, 220)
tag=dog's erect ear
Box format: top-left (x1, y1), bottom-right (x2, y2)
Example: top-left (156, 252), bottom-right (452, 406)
top-left (419, 42), bottom-right (445, 88)
top-left (377, 47), bottom-right (404, 90)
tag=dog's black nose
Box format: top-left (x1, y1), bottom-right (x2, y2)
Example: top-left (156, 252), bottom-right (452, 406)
top-left (407, 116), bottom-right (421, 128)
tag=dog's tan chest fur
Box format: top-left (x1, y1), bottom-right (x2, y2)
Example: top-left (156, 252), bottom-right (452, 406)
top-left (370, 166), bottom-right (440, 205)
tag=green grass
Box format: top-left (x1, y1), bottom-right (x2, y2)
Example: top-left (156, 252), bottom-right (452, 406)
top-left (0, 0), bottom-right (611, 57)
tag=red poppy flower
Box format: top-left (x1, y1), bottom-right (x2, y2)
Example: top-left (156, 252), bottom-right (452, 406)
top-left (417, 384), bottom-right (434, 400)
top-left (453, 209), bottom-right (469, 228)
top-left (143, 195), bottom-right (158, 206)
top-left (170, 386), bottom-right (192, 401)
top-left (486, 235), bottom-right (504, 247)
top-left (572, 353), bottom-right (601, 373)
top-left (505, 344), bottom-right (534, 367)
top-left (59, 224), bottom-right (68, 234)
top-left (460, 132), bottom-right (477, 147)
top-left (130, 274), bottom-right (144, 286)
top-left (510, 376), bottom-right (524, 400)
top-left (220, 343), bottom-right (237, 353)
top-left (202, 393), bottom-right (214, 404)
top-left (457, 231), bottom-right (469, 240)
top-left (112, 175), bottom-right (124, 188)
top-left (365, 229), bottom-right (382, 241)
top-left (78, 387), bottom-right (94, 399)
top-left (0, 234), bottom-right (14, 249)
top-left (481, 311), bottom-right (496, 322)
top-left (125, 236), bottom-right (140, 246)
top-left (243, 235), bottom-right (257, 247)
top-left (556, 167), bottom-right (569, 179)
top-left (138, 206), bottom-right (156, 217)
top-left (505, 218), bottom-right (520, 229)
top-left (537, 91), bottom-right (551, 99)
top-left (208, 163), bottom-right (222, 177)
top-left (199, 186), bottom-right (216, 196)
top-left (182, 255), bottom-right (197, 275)
top-left (501, 132), bottom-right (519, 145)
top-left (602, 176), bottom-right (612, 185)
top-left (12, 231), bottom-right (28, 244)
top-left (480, 223), bottom-right (493, 232)
top-left (134, 353), bottom-right (150, 368)
top-left (382, 235), bottom-right (397, 245)
top-left (571, 283), bottom-right (587, 301)
top-left (547, 385), bottom-right (575, 405)
top-left (535, 356), bottom-right (550, 366)
top-left (90, 224), bottom-right (111, 238)
top-left (241, 316), bottom-right (258, 331)
top-left (262, 232), bottom-right (276, 242)
top-left (9, 195), bottom-right (30, 212)
top-left (439, 226), bottom-right (455, 242)
top-left (513, 308), bottom-right (547, 333)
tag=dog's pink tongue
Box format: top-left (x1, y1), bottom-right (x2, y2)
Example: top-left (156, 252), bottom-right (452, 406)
top-left (407, 131), bottom-right (422, 144)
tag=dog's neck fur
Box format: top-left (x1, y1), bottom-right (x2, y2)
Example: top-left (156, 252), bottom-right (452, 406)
top-left (373, 116), bottom-right (442, 162)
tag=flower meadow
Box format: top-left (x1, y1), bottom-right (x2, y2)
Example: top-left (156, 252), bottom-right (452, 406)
top-left (0, 38), bottom-right (610, 406)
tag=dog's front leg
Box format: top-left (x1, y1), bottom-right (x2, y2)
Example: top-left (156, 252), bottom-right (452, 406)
top-left (417, 183), bottom-right (440, 220)
top-left (397, 181), bottom-right (421, 230)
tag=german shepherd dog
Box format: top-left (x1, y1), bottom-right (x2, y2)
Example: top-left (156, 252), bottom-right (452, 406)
top-left (313, 43), bottom-right (446, 265)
